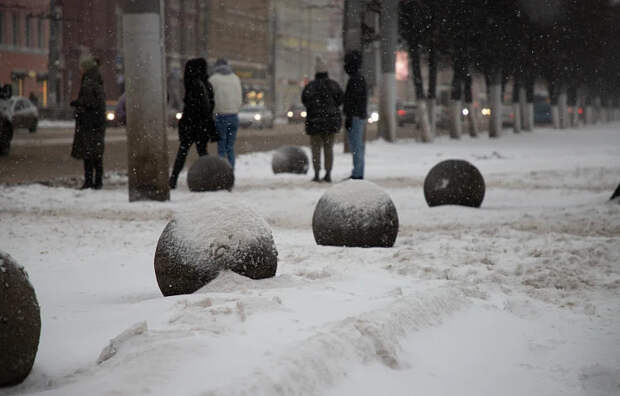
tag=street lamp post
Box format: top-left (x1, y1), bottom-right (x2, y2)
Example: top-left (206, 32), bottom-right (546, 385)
top-left (122, 0), bottom-right (170, 202)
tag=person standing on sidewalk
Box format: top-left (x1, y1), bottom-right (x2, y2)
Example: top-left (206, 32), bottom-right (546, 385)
top-left (169, 58), bottom-right (218, 189)
top-left (301, 56), bottom-right (344, 183)
top-left (70, 55), bottom-right (106, 190)
top-left (209, 58), bottom-right (242, 170)
top-left (343, 50), bottom-right (367, 180)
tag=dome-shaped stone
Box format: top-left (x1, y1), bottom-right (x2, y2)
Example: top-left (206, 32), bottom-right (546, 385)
top-left (0, 251), bottom-right (41, 387)
top-left (312, 180), bottom-right (399, 248)
top-left (187, 156), bottom-right (234, 192)
top-left (272, 146), bottom-right (309, 174)
top-left (424, 159), bottom-right (485, 208)
top-left (154, 201), bottom-right (278, 296)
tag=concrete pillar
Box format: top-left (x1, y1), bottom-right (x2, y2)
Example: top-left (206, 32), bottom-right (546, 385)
top-left (379, 0), bottom-right (397, 142)
top-left (48, 0), bottom-right (63, 108)
top-left (122, 0), bottom-right (170, 201)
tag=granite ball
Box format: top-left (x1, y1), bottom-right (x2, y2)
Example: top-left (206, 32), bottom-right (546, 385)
top-left (312, 180), bottom-right (399, 248)
top-left (154, 201), bottom-right (278, 296)
top-left (187, 156), bottom-right (234, 192)
top-left (0, 251), bottom-right (41, 387)
top-left (272, 146), bottom-right (309, 174)
top-left (424, 159), bottom-right (485, 208)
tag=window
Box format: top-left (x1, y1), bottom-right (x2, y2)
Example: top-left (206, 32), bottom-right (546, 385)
top-left (38, 18), bottom-right (43, 48)
top-left (0, 12), bottom-right (4, 44)
top-left (12, 13), bottom-right (18, 46)
top-left (25, 16), bottom-right (31, 47)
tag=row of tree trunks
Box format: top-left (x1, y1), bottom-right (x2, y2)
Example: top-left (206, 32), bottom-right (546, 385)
top-left (488, 70), bottom-right (503, 138)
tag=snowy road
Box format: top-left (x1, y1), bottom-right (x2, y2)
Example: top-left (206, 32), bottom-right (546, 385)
top-left (1, 124), bottom-right (619, 395)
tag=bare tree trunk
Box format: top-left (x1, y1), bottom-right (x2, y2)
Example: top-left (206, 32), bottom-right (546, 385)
top-left (488, 70), bottom-right (502, 138)
top-left (449, 58), bottom-right (463, 139)
top-left (378, 0), bottom-right (398, 142)
top-left (409, 47), bottom-right (432, 142)
top-left (549, 81), bottom-right (560, 129)
top-left (512, 77), bottom-right (521, 133)
top-left (584, 94), bottom-right (594, 125)
top-left (568, 86), bottom-right (578, 127)
top-left (464, 73), bottom-right (478, 137)
top-left (519, 87), bottom-right (527, 130)
top-left (428, 38), bottom-right (437, 136)
top-left (558, 85), bottom-right (568, 129)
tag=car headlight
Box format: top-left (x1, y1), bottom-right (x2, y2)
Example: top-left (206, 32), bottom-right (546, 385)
top-left (106, 112), bottom-right (115, 121)
top-left (301, 111), bottom-right (307, 118)
top-left (287, 111), bottom-right (294, 118)
top-left (371, 111), bottom-right (379, 122)
top-left (462, 108), bottom-right (469, 116)
top-left (175, 112), bottom-right (182, 120)
top-left (254, 113), bottom-right (262, 121)
top-left (481, 108), bottom-right (491, 116)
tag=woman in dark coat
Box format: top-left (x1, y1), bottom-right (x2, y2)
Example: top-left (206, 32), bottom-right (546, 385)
top-left (70, 56), bottom-right (106, 189)
top-left (169, 57), bottom-right (218, 189)
top-left (301, 56), bottom-right (343, 183)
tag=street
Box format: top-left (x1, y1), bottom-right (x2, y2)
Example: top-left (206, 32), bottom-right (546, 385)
top-left (0, 122), bottom-right (412, 186)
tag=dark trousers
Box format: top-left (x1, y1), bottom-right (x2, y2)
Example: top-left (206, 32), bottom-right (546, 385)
top-left (310, 133), bottom-right (334, 175)
top-left (83, 158), bottom-right (103, 187)
top-left (170, 139), bottom-right (207, 186)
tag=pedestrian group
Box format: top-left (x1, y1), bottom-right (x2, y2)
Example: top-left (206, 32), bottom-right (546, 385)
top-left (70, 50), bottom-right (367, 190)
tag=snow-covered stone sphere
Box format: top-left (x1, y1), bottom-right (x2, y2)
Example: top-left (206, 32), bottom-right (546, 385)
top-left (272, 146), bottom-right (309, 174)
top-left (424, 159), bottom-right (485, 208)
top-left (154, 201), bottom-right (278, 296)
top-left (187, 156), bottom-right (234, 192)
top-left (312, 180), bottom-right (399, 247)
top-left (0, 251), bottom-right (41, 387)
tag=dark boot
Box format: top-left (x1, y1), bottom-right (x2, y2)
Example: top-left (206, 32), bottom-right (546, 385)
top-left (312, 172), bottom-right (320, 183)
top-left (93, 158), bottom-right (103, 190)
top-left (323, 172), bottom-right (332, 183)
top-left (80, 159), bottom-right (93, 189)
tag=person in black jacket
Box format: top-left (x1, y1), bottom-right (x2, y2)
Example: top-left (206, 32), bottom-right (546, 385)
top-left (343, 50), bottom-right (368, 180)
top-left (169, 58), bottom-right (218, 189)
top-left (301, 56), bottom-right (343, 182)
top-left (70, 56), bottom-right (106, 189)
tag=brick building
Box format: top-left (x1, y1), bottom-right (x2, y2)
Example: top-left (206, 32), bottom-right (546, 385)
top-left (0, 0), bottom-right (50, 106)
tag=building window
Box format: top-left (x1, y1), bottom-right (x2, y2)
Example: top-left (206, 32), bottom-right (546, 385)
top-left (0, 12), bottom-right (4, 44)
top-left (12, 13), bottom-right (18, 46)
top-left (25, 16), bottom-right (31, 47)
top-left (38, 18), bottom-right (43, 48)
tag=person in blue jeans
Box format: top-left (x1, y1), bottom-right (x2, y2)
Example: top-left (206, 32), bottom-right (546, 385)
top-left (215, 114), bottom-right (239, 168)
top-left (343, 50), bottom-right (368, 180)
top-left (209, 58), bottom-right (243, 169)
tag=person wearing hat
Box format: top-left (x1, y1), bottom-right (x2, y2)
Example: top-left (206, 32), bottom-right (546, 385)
top-left (301, 56), bottom-right (344, 182)
top-left (343, 50), bottom-right (367, 180)
top-left (209, 58), bottom-right (242, 170)
top-left (70, 55), bottom-right (106, 189)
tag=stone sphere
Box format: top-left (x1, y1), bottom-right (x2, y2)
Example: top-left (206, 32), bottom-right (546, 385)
top-left (0, 251), bottom-right (41, 387)
top-left (424, 159), bottom-right (485, 208)
top-left (312, 180), bottom-right (399, 248)
top-left (272, 146), bottom-right (309, 174)
top-left (154, 201), bottom-right (278, 296)
top-left (187, 156), bottom-right (234, 192)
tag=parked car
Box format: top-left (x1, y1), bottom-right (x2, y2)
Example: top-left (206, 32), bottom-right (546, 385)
top-left (2, 96), bottom-right (39, 132)
top-left (239, 105), bottom-right (274, 129)
top-left (396, 102), bottom-right (417, 126)
top-left (286, 104), bottom-right (306, 124)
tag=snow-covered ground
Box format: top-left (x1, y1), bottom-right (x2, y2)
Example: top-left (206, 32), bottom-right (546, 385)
top-left (1, 124), bottom-right (619, 396)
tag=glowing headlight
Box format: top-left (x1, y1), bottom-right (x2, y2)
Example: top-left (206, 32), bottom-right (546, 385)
top-left (481, 108), bottom-right (491, 116)
top-left (462, 108), bottom-right (469, 116)
top-left (106, 112), bottom-right (115, 121)
top-left (301, 111), bottom-right (307, 118)
top-left (371, 111), bottom-right (379, 122)
top-left (175, 112), bottom-right (182, 120)
top-left (254, 113), bottom-right (262, 121)
top-left (287, 111), bottom-right (294, 118)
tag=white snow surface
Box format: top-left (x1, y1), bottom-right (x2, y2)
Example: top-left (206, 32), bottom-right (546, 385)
top-left (1, 124), bottom-right (620, 395)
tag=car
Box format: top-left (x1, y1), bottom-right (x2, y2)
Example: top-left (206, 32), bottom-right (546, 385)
top-left (286, 104), bottom-right (306, 124)
top-left (239, 105), bottom-right (274, 129)
top-left (1, 96), bottom-right (39, 133)
top-left (396, 102), bottom-right (417, 126)
top-left (534, 95), bottom-right (552, 124)
top-left (109, 93), bottom-right (182, 128)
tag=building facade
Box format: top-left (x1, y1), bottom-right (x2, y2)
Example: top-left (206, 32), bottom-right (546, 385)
top-left (0, 0), bottom-right (50, 106)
